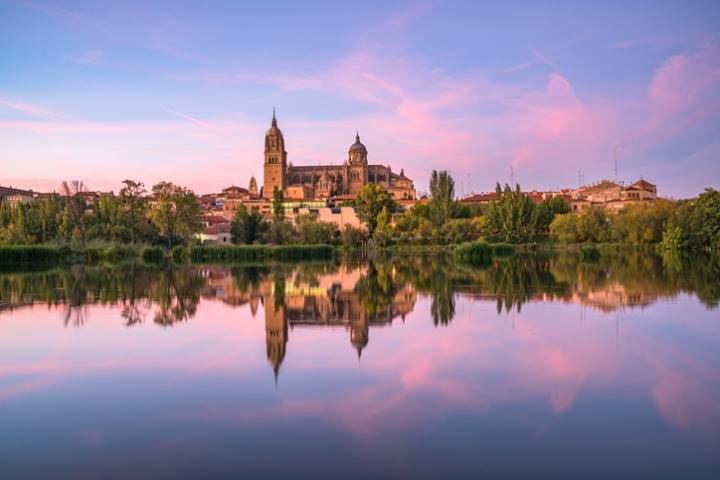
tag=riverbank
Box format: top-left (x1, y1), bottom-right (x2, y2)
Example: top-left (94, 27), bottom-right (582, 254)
top-left (0, 243), bottom-right (335, 266)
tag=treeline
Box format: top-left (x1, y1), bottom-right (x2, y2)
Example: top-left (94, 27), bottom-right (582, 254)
top-left (3, 175), bottom-right (719, 254)
top-left (356, 171), bottom-right (720, 252)
top-left (0, 180), bottom-right (201, 247)
top-left (549, 188), bottom-right (720, 251)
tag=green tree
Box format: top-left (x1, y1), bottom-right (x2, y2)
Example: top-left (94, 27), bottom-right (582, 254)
top-left (354, 183), bottom-right (393, 236)
top-left (536, 196), bottom-right (571, 234)
top-left (119, 179), bottom-right (147, 244)
top-left (485, 183), bottom-right (537, 243)
top-left (60, 180), bottom-right (88, 245)
top-left (295, 214), bottom-right (339, 244)
top-left (272, 186), bottom-right (285, 223)
top-left (373, 206), bottom-right (392, 246)
top-left (429, 170), bottom-right (455, 226)
top-left (230, 204), bottom-right (267, 244)
top-left (150, 181), bottom-right (202, 247)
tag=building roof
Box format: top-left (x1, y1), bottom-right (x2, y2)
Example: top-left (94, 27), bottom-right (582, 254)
top-left (629, 179), bottom-right (656, 191)
top-left (348, 132), bottom-right (367, 154)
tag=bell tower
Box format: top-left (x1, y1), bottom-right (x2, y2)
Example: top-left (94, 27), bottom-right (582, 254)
top-left (263, 109), bottom-right (287, 198)
top-left (347, 132), bottom-right (368, 195)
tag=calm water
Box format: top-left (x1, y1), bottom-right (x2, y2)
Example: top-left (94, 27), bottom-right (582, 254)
top-left (1, 253), bottom-right (719, 479)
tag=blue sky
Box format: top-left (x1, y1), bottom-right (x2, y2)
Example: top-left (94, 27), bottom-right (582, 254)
top-left (1, 0), bottom-right (719, 197)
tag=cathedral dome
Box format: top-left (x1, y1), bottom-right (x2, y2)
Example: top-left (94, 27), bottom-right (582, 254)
top-left (348, 132), bottom-right (367, 155)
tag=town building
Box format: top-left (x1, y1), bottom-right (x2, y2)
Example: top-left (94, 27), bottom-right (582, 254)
top-left (0, 186), bottom-right (34, 206)
top-left (262, 111), bottom-right (416, 201)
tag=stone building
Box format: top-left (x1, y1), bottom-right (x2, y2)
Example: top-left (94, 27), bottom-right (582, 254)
top-left (570, 179), bottom-right (657, 213)
top-left (263, 111), bottom-right (416, 200)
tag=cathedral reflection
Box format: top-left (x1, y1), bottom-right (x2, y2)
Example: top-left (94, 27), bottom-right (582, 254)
top-left (202, 264), bottom-right (416, 377)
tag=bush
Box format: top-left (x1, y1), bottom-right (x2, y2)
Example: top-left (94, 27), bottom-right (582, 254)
top-left (0, 245), bottom-right (60, 264)
top-left (141, 246), bottom-right (165, 263)
top-left (171, 245), bottom-right (188, 263)
top-left (189, 244), bottom-right (334, 263)
top-left (579, 245), bottom-right (600, 262)
top-left (83, 247), bottom-right (104, 264)
top-left (453, 241), bottom-right (516, 266)
top-left (103, 244), bottom-right (137, 263)
top-left (492, 243), bottom-right (515, 257)
top-left (453, 241), bottom-right (492, 265)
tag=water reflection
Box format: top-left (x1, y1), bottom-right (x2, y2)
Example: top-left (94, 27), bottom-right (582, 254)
top-left (1, 252), bottom-right (719, 478)
top-left (1, 252), bottom-right (718, 377)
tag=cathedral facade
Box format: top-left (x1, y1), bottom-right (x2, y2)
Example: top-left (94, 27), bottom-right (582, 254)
top-left (263, 112), bottom-right (416, 200)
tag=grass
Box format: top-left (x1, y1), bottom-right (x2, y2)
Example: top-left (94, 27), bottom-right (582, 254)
top-left (453, 241), bottom-right (516, 266)
top-left (189, 244), bottom-right (334, 263)
top-left (0, 245), bottom-right (60, 265)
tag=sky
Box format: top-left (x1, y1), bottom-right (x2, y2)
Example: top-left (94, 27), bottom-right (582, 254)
top-left (1, 0), bottom-right (719, 198)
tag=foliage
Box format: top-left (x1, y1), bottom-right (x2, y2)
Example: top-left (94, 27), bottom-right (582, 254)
top-left (354, 183), bottom-right (394, 236)
top-left (429, 170), bottom-right (456, 226)
top-left (171, 245), bottom-right (189, 263)
top-left (60, 180), bottom-right (88, 245)
top-left (535, 196), bottom-right (571, 233)
top-left (664, 188), bottom-right (720, 251)
top-left (611, 200), bottom-right (675, 245)
top-left (230, 204), bottom-right (267, 244)
top-left (119, 179), bottom-right (147, 243)
top-left (373, 206), bottom-right (392, 247)
top-left (295, 215), bottom-right (339, 245)
top-left (189, 244), bottom-right (333, 262)
top-left (0, 245), bottom-right (60, 264)
top-left (485, 183), bottom-right (537, 243)
top-left (150, 181), bottom-right (201, 247)
top-left (453, 241), bottom-right (515, 265)
top-left (141, 246), bottom-right (165, 263)
top-left (550, 209), bottom-right (611, 243)
top-left (272, 186), bottom-right (285, 223)
top-left (340, 225), bottom-right (368, 249)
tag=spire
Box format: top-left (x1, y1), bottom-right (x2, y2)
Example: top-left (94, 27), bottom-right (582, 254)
top-left (355, 130), bottom-right (360, 143)
top-left (272, 107), bottom-right (277, 127)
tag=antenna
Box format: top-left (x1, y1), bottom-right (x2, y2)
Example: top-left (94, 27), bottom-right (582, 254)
top-left (578, 170), bottom-right (582, 188)
top-left (510, 165), bottom-right (514, 186)
top-left (613, 145), bottom-right (619, 183)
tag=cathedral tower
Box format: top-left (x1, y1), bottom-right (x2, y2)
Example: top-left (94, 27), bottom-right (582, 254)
top-left (347, 132), bottom-right (368, 195)
top-left (263, 109), bottom-right (287, 198)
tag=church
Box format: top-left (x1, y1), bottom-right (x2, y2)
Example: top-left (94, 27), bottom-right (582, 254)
top-left (263, 111), bottom-right (416, 200)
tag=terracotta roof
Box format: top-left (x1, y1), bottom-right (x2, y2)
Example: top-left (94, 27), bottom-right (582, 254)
top-left (629, 179), bottom-right (655, 190)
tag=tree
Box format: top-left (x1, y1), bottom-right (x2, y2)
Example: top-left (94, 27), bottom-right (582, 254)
top-left (230, 204), bottom-right (267, 244)
top-left (536, 196), bottom-right (570, 234)
top-left (60, 180), bottom-right (87, 245)
top-left (354, 183), bottom-right (393, 236)
top-left (150, 181), bottom-right (201, 247)
top-left (341, 224), bottom-right (368, 249)
top-left (373, 206), bottom-right (392, 246)
top-left (295, 214), bottom-right (339, 244)
top-left (119, 179), bottom-right (147, 244)
top-left (485, 183), bottom-right (537, 243)
top-left (429, 170), bottom-right (455, 226)
top-left (272, 186), bottom-right (285, 223)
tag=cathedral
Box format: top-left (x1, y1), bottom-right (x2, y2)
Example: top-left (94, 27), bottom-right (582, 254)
top-left (263, 111), bottom-right (416, 200)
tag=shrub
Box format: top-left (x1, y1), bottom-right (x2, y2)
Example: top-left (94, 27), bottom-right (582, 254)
top-left (83, 247), bottom-right (104, 264)
top-left (188, 244), bottom-right (333, 263)
top-left (492, 243), bottom-right (515, 257)
top-left (0, 245), bottom-right (60, 264)
top-left (141, 246), bottom-right (165, 263)
top-left (171, 245), bottom-right (188, 263)
top-left (453, 241), bottom-right (492, 265)
top-left (103, 244), bottom-right (137, 263)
